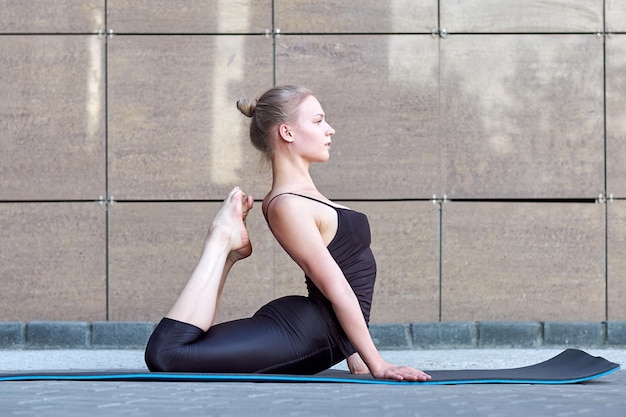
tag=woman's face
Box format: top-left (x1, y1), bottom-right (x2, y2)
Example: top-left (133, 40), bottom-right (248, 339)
top-left (291, 95), bottom-right (336, 162)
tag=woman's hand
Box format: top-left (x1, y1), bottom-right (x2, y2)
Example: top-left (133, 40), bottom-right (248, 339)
top-left (371, 361), bottom-right (431, 382)
top-left (347, 352), bottom-right (370, 375)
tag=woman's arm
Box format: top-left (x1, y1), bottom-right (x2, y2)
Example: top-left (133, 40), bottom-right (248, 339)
top-left (346, 352), bottom-right (369, 374)
top-left (267, 196), bottom-right (430, 381)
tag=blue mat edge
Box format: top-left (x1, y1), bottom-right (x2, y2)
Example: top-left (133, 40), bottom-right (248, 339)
top-left (0, 366), bottom-right (620, 385)
top-left (1, 349), bottom-right (620, 385)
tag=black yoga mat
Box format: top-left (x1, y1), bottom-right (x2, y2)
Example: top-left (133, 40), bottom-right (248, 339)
top-left (0, 349), bottom-right (619, 385)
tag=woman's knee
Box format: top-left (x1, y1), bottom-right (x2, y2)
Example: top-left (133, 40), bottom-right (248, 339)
top-left (144, 336), bottom-right (166, 372)
top-left (144, 318), bottom-right (205, 372)
top-left (144, 328), bottom-right (174, 372)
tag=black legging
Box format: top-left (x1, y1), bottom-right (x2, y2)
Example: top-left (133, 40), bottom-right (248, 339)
top-left (145, 295), bottom-right (345, 374)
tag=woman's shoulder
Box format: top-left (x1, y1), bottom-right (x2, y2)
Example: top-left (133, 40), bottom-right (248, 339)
top-left (265, 189), bottom-right (350, 213)
top-left (263, 191), bottom-right (308, 216)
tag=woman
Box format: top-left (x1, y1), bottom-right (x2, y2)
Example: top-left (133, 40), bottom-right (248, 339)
top-left (145, 85), bottom-right (430, 382)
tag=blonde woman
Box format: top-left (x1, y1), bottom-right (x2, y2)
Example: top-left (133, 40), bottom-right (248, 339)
top-left (145, 86), bottom-right (430, 382)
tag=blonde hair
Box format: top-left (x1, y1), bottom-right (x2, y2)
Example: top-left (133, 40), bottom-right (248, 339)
top-left (237, 85), bottom-right (313, 160)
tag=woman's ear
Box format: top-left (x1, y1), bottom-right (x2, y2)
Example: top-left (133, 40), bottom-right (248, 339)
top-left (278, 124), bottom-right (294, 143)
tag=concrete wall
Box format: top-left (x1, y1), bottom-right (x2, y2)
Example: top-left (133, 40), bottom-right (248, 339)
top-left (1, 1), bottom-right (625, 325)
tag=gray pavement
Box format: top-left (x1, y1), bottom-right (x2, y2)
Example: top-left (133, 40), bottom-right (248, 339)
top-left (1, 348), bottom-right (625, 416)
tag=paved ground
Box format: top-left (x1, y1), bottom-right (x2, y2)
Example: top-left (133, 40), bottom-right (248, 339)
top-left (0, 348), bottom-right (625, 416)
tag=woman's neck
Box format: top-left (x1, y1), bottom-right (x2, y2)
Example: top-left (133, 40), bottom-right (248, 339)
top-left (270, 155), bottom-right (317, 193)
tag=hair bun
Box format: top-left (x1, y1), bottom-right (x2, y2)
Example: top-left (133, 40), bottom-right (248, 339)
top-left (236, 98), bottom-right (257, 117)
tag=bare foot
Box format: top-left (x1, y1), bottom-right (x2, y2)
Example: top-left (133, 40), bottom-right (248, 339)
top-left (208, 187), bottom-right (253, 264)
top-left (228, 190), bottom-right (254, 263)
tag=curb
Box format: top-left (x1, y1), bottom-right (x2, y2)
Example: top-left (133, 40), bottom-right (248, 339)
top-left (373, 321), bottom-right (624, 350)
top-left (1, 321), bottom-right (625, 350)
top-left (0, 322), bottom-right (155, 349)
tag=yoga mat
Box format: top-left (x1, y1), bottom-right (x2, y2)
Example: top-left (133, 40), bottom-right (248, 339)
top-left (0, 349), bottom-right (619, 385)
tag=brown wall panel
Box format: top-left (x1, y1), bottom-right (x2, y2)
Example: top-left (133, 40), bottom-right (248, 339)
top-left (0, 36), bottom-right (105, 200)
top-left (108, 201), bottom-right (275, 322)
top-left (608, 201), bottom-right (626, 320)
top-left (1, 2), bottom-right (617, 325)
top-left (440, 35), bottom-right (604, 199)
top-left (0, 203), bottom-right (106, 320)
top-left (441, 203), bottom-right (605, 321)
top-left (441, 0), bottom-right (603, 33)
top-left (352, 201), bottom-right (440, 323)
top-left (107, 35), bottom-right (273, 200)
top-left (606, 36), bottom-right (626, 198)
top-left (607, 0), bottom-right (626, 32)
top-left (0, 0), bottom-right (104, 33)
top-left (107, 0), bottom-right (271, 34)
top-left (276, 35), bottom-right (440, 199)
top-left (275, 0), bottom-right (437, 33)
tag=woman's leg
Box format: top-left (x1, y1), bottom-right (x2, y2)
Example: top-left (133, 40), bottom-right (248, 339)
top-left (164, 186), bottom-right (253, 331)
top-left (145, 188), bottom-right (343, 374)
top-left (146, 296), bottom-right (345, 374)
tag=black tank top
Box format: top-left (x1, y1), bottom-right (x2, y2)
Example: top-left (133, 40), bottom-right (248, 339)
top-left (264, 193), bottom-right (377, 357)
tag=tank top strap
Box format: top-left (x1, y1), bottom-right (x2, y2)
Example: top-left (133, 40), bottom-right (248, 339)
top-left (263, 192), bottom-right (338, 223)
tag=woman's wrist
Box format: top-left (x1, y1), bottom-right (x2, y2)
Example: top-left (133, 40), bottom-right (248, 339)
top-left (360, 352), bottom-right (387, 376)
top-left (346, 353), bottom-right (370, 374)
